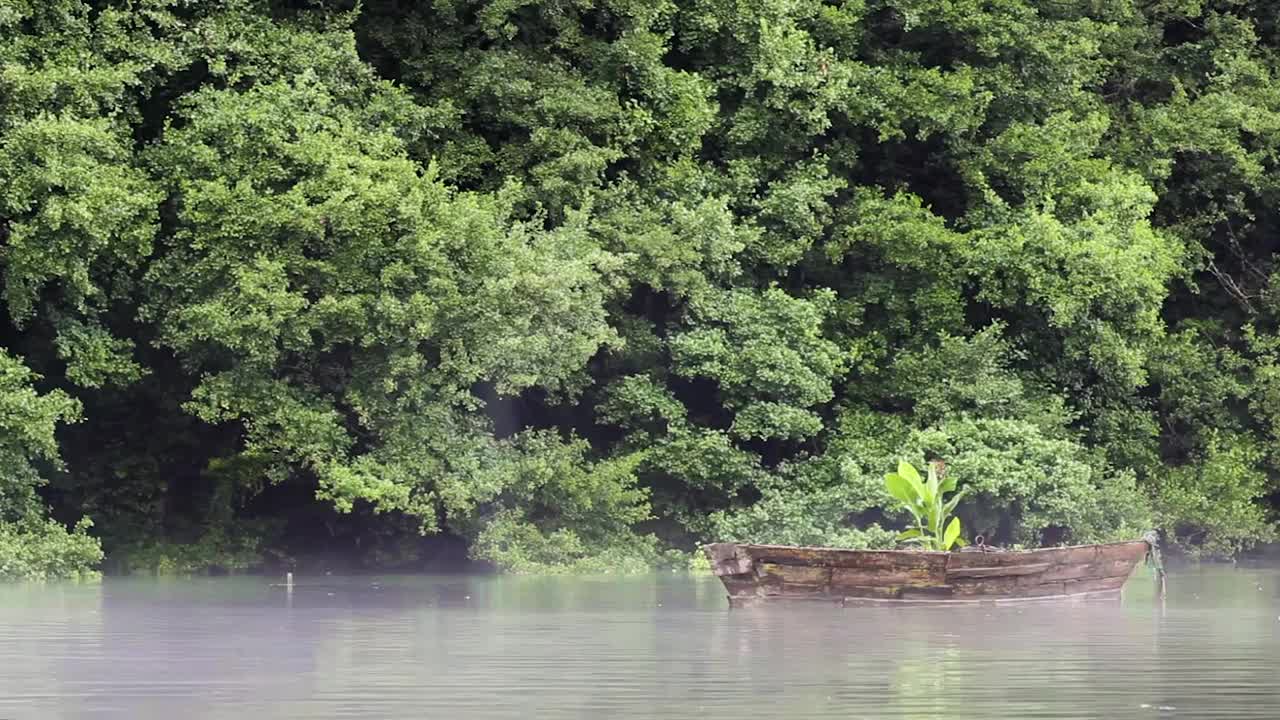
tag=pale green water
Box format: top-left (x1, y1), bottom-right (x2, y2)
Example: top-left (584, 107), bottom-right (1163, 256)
top-left (0, 566), bottom-right (1277, 719)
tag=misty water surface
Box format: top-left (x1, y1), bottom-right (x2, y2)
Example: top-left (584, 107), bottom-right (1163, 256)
top-left (1, 566), bottom-right (1277, 719)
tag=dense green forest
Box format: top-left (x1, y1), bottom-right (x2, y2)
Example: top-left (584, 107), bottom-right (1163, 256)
top-left (3, 0), bottom-right (1280, 579)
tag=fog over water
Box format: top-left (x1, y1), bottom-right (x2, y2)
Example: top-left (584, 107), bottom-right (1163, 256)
top-left (1, 566), bottom-right (1277, 719)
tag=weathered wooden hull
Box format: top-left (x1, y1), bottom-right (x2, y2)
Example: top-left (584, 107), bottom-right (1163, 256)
top-left (703, 540), bottom-right (1150, 607)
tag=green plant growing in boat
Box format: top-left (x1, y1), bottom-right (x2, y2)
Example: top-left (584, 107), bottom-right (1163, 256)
top-left (883, 460), bottom-right (967, 551)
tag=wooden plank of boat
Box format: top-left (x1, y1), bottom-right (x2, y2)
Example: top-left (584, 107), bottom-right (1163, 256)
top-left (758, 563), bottom-right (831, 588)
top-left (828, 554), bottom-right (948, 588)
top-left (946, 543), bottom-right (1101, 568)
top-left (946, 562), bottom-right (1051, 578)
top-left (1035, 558), bottom-right (1143, 582)
top-left (703, 540), bottom-right (1150, 606)
top-left (705, 542), bottom-right (753, 576)
top-left (710, 543), bottom-right (941, 567)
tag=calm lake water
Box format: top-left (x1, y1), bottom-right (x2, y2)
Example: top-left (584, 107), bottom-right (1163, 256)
top-left (0, 566), bottom-right (1277, 719)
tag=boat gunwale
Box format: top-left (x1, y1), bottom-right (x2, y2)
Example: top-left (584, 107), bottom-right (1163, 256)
top-left (707, 538), bottom-right (1149, 558)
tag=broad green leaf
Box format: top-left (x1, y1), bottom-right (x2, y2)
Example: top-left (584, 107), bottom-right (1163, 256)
top-left (920, 485), bottom-right (935, 506)
top-left (943, 517), bottom-right (961, 550)
top-left (896, 528), bottom-right (923, 540)
top-left (897, 461), bottom-right (921, 484)
top-left (884, 472), bottom-right (917, 507)
top-left (903, 468), bottom-right (927, 503)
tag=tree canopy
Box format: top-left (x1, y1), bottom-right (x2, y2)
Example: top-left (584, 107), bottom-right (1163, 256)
top-left (1, 0), bottom-right (1278, 578)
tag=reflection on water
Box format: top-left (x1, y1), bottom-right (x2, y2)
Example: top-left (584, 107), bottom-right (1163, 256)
top-left (0, 567), bottom-right (1276, 719)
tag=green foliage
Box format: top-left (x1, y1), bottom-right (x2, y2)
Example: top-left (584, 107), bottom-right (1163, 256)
top-left (888, 324), bottom-right (1075, 429)
top-left (709, 483), bottom-right (898, 550)
top-left (1151, 433), bottom-right (1277, 557)
top-left (912, 418), bottom-right (1154, 546)
top-left (884, 461), bottom-right (967, 551)
top-left (469, 509), bottom-right (671, 574)
top-left (0, 351), bottom-right (101, 579)
top-left (0, 517), bottom-right (103, 582)
top-left (669, 286), bottom-right (845, 423)
top-left (106, 528), bottom-right (264, 576)
top-left (5, 0), bottom-right (1280, 577)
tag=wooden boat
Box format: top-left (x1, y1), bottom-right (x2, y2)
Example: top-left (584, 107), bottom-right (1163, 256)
top-left (703, 540), bottom-right (1152, 607)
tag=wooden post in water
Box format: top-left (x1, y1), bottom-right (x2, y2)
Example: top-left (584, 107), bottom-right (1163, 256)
top-left (285, 572), bottom-right (294, 591)
top-left (1142, 530), bottom-right (1166, 606)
